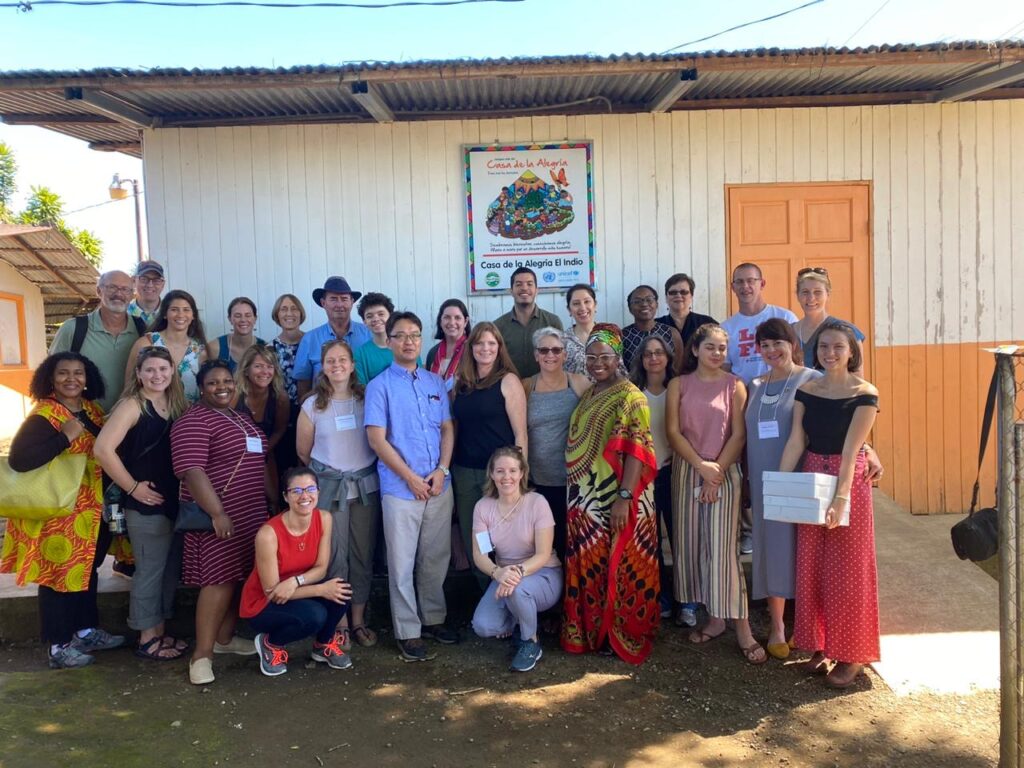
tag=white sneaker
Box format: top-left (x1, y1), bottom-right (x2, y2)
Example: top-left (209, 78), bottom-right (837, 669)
top-left (189, 657), bottom-right (215, 685)
top-left (213, 636), bottom-right (258, 656)
top-left (677, 607), bottom-right (697, 628)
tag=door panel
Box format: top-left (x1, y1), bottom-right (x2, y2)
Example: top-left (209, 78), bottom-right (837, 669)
top-left (727, 183), bottom-right (872, 376)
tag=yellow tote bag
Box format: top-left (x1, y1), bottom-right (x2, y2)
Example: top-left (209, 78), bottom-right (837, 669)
top-left (0, 453), bottom-right (88, 521)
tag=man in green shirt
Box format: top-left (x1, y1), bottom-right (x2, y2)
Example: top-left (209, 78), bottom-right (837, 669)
top-left (493, 267), bottom-right (563, 378)
top-left (50, 270), bottom-right (144, 413)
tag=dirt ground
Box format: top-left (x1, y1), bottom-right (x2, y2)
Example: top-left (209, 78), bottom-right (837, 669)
top-left (0, 603), bottom-right (998, 768)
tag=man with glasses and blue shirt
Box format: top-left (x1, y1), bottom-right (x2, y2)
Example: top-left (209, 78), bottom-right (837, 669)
top-left (294, 276), bottom-right (373, 400)
top-left (364, 311), bottom-right (459, 662)
top-left (127, 260), bottom-right (165, 327)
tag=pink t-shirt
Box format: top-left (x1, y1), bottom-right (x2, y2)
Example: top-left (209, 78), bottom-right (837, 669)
top-left (472, 492), bottom-right (560, 569)
top-left (677, 372), bottom-right (739, 461)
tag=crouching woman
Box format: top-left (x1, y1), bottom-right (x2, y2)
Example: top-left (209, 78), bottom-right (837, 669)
top-left (470, 447), bottom-right (562, 673)
top-left (239, 467), bottom-right (354, 677)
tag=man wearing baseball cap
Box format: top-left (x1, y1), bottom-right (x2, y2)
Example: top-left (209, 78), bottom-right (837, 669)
top-left (294, 276), bottom-right (373, 399)
top-left (128, 260), bottom-right (166, 327)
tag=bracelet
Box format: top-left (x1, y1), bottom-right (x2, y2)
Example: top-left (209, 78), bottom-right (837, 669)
top-left (834, 494), bottom-right (850, 502)
top-left (127, 481), bottom-right (139, 496)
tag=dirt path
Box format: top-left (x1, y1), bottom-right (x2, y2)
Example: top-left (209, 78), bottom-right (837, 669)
top-left (0, 621), bottom-right (997, 768)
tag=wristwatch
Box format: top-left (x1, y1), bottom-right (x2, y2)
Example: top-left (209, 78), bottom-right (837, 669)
top-left (294, 574), bottom-right (306, 587)
top-left (436, 464), bottom-right (450, 477)
top-left (616, 488), bottom-right (633, 500)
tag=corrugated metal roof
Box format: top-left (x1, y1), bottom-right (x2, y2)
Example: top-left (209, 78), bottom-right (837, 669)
top-left (0, 225), bottom-right (100, 326)
top-left (2, 41), bottom-right (1023, 157)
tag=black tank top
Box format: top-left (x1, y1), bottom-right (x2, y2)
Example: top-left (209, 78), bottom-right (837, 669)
top-left (795, 390), bottom-right (879, 454)
top-left (452, 380), bottom-right (515, 469)
top-left (119, 400), bottom-right (179, 517)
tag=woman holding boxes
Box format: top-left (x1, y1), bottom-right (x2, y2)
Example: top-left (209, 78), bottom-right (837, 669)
top-left (779, 319), bottom-right (880, 688)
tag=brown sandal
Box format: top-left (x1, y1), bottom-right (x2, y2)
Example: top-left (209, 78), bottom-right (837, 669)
top-left (825, 662), bottom-right (864, 688)
top-left (351, 625), bottom-right (378, 648)
top-left (740, 641), bottom-right (768, 665)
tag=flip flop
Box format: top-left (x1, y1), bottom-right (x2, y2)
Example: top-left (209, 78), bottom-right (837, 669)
top-left (688, 625), bottom-right (726, 645)
top-left (351, 625), bottom-right (378, 648)
top-left (740, 641), bottom-right (769, 665)
top-left (135, 636), bottom-right (185, 661)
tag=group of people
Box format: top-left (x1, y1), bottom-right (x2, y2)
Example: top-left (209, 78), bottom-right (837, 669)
top-left (1, 257), bottom-right (882, 690)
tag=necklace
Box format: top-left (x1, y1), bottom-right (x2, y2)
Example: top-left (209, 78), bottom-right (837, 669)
top-left (495, 495), bottom-right (523, 526)
top-left (757, 368), bottom-right (795, 419)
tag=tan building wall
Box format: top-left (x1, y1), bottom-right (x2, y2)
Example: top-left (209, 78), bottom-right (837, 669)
top-left (0, 259), bottom-right (47, 439)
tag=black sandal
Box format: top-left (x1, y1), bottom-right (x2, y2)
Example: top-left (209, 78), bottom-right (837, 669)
top-left (135, 636), bottom-right (185, 661)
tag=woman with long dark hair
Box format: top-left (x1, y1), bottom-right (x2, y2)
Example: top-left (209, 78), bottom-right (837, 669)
top-left (125, 289), bottom-right (208, 402)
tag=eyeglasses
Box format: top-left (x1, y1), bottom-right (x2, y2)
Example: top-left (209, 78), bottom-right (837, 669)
top-left (731, 278), bottom-right (761, 287)
top-left (101, 285), bottom-right (133, 295)
top-left (630, 296), bottom-right (657, 306)
top-left (389, 332), bottom-right (422, 342)
top-left (536, 346), bottom-right (564, 356)
top-left (642, 349), bottom-right (667, 358)
top-left (798, 266), bottom-right (829, 277)
top-left (286, 485), bottom-right (319, 495)
top-left (585, 353), bottom-right (618, 364)
top-left (137, 276), bottom-right (165, 286)
top-left (666, 289), bottom-right (691, 297)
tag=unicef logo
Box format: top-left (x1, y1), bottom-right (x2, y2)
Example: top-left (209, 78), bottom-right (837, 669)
top-left (542, 271), bottom-right (556, 283)
top-left (485, 272), bottom-right (501, 288)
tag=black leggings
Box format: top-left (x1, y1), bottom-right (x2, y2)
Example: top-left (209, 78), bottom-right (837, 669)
top-left (39, 525), bottom-right (112, 645)
top-left (531, 484), bottom-right (567, 562)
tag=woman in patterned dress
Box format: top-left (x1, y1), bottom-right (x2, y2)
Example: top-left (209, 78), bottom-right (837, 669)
top-left (779, 320), bottom-right (880, 688)
top-left (561, 324), bottom-right (659, 664)
top-left (172, 360), bottom-right (269, 685)
top-left (125, 289), bottom-right (208, 402)
top-left (2, 352), bottom-right (125, 668)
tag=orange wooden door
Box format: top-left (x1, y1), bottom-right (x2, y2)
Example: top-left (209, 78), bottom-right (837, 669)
top-left (726, 183), bottom-right (873, 375)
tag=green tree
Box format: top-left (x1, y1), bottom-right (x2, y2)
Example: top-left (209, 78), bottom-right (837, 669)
top-left (18, 185), bottom-right (103, 269)
top-left (0, 142), bottom-right (16, 223)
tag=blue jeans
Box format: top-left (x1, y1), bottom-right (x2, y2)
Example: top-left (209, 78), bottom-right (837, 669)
top-left (248, 597), bottom-right (348, 646)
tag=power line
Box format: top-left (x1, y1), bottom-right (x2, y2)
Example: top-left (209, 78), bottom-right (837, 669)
top-left (842, 0), bottom-right (893, 47)
top-left (7, 0), bottom-right (520, 9)
top-left (64, 194), bottom-right (141, 217)
top-left (662, 0), bottom-right (826, 54)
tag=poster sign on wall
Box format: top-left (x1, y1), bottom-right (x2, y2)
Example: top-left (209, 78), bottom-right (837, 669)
top-left (465, 141), bottom-right (595, 294)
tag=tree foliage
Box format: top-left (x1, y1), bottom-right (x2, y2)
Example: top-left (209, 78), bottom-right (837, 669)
top-left (0, 142), bottom-right (16, 223)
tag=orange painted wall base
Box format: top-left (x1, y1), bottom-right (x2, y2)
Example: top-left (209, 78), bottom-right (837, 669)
top-left (873, 340), bottom-right (1016, 515)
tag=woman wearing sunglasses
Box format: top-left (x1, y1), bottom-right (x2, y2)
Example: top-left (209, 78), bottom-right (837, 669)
top-left (791, 267), bottom-right (865, 371)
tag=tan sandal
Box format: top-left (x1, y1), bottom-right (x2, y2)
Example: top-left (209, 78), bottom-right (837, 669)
top-left (351, 625), bottom-right (378, 648)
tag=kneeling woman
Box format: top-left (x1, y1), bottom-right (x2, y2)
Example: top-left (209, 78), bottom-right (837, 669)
top-left (239, 467), bottom-right (354, 677)
top-left (471, 447), bottom-right (562, 673)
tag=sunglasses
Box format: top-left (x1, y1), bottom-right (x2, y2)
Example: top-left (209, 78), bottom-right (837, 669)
top-left (798, 266), bottom-right (829, 277)
top-left (666, 289), bottom-right (691, 297)
top-left (536, 346), bottom-right (564, 356)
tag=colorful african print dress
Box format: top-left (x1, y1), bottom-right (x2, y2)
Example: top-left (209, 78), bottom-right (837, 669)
top-left (0, 400), bottom-right (105, 592)
top-left (561, 378), bottom-right (660, 664)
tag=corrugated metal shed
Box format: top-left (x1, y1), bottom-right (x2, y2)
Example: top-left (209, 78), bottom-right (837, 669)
top-left (0, 224), bottom-right (99, 328)
top-left (2, 41), bottom-right (1023, 157)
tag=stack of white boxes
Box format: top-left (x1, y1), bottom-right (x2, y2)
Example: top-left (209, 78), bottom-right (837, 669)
top-left (762, 471), bottom-right (849, 526)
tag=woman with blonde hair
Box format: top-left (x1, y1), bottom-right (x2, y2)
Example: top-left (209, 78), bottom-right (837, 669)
top-left (234, 344), bottom-right (290, 502)
top-left (296, 339), bottom-right (381, 649)
top-left (451, 322), bottom-right (527, 591)
top-left (791, 268), bottom-right (865, 369)
top-left (96, 346), bottom-right (189, 660)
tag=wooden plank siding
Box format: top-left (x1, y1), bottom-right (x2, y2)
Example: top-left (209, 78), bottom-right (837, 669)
top-left (142, 101), bottom-right (1024, 514)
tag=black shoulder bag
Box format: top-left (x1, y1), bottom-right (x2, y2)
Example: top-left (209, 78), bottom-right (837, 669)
top-left (950, 369), bottom-right (1000, 562)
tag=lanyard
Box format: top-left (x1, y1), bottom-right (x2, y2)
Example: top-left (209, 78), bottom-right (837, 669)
top-left (756, 368), bottom-right (794, 424)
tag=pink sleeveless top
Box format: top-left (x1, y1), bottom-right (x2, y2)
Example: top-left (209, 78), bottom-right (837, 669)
top-left (677, 373), bottom-right (738, 460)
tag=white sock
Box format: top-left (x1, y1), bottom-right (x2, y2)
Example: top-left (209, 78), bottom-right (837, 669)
top-left (76, 628), bottom-right (92, 639)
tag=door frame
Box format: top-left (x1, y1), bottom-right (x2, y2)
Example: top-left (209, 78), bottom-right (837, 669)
top-left (723, 180), bottom-right (875, 377)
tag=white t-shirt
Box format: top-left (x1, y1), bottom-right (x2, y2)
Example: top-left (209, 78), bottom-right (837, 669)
top-left (721, 304), bottom-right (798, 384)
top-left (643, 388), bottom-right (671, 469)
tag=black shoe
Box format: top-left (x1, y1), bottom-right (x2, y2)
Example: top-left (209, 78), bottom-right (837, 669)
top-left (397, 637), bottom-right (430, 662)
top-left (421, 624), bottom-right (460, 645)
top-left (111, 560), bottom-right (135, 579)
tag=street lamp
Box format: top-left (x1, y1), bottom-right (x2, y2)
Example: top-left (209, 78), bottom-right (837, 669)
top-left (108, 173), bottom-right (144, 263)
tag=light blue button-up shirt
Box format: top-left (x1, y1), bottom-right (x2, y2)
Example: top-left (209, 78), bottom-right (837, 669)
top-left (293, 320), bottom-right (373, 383)
top-left (364, 362), bottom-right (451, 500)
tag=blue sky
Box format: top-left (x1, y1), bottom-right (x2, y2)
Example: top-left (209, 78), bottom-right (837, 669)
top-left (0, 0), bottom-right (1020, 271)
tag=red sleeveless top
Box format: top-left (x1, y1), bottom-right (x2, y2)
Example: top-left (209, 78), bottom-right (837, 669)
top-left (239, 509), bottom-right (323, 618)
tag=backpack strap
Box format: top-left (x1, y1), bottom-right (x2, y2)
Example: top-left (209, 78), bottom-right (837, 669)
top-left (968, 367), bottom-right (999, 516)
top-left (70, 314), bottom-right (89, 354)
top-left (131, 315), bottom-right (147, 336)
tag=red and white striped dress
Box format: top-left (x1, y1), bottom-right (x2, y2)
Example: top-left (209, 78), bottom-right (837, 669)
top-left (171, 403), bottom-right (269, 586)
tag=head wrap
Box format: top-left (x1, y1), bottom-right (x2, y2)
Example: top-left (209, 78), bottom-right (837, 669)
top-left (586, 323), bottom-right (623, 357)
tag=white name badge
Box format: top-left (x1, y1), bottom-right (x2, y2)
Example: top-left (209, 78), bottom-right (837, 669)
top-left (758, 420), bottom-right (780, 439)
top-left (334, 414), bottom-right (357, 431)
top-left (245, 435), bottom-right (263, 453)
top-left (476, 530), bottom-right (494, 555)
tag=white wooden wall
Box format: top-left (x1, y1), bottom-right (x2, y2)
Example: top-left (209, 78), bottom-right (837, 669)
top-left (143, 102), bottom-right (1024, 345)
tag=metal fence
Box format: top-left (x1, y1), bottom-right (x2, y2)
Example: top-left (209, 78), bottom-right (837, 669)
top-left (996, 347), bottom-right (1024, 768)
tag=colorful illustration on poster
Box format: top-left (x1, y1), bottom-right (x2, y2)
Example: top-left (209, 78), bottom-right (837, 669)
top-left (485, 169), bottom-right (575, 240)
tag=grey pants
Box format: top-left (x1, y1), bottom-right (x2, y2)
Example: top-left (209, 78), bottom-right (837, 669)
top-left (382, 487), bottom-right (453, 640)
top-left (326, 492), bottom-right (382, 605)
top-left (452, 464), bottom-right (489, 590)
top-left (471, 566), bottom-right (563, 642)
top-left (125, 510), bottom-right (182, 632)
